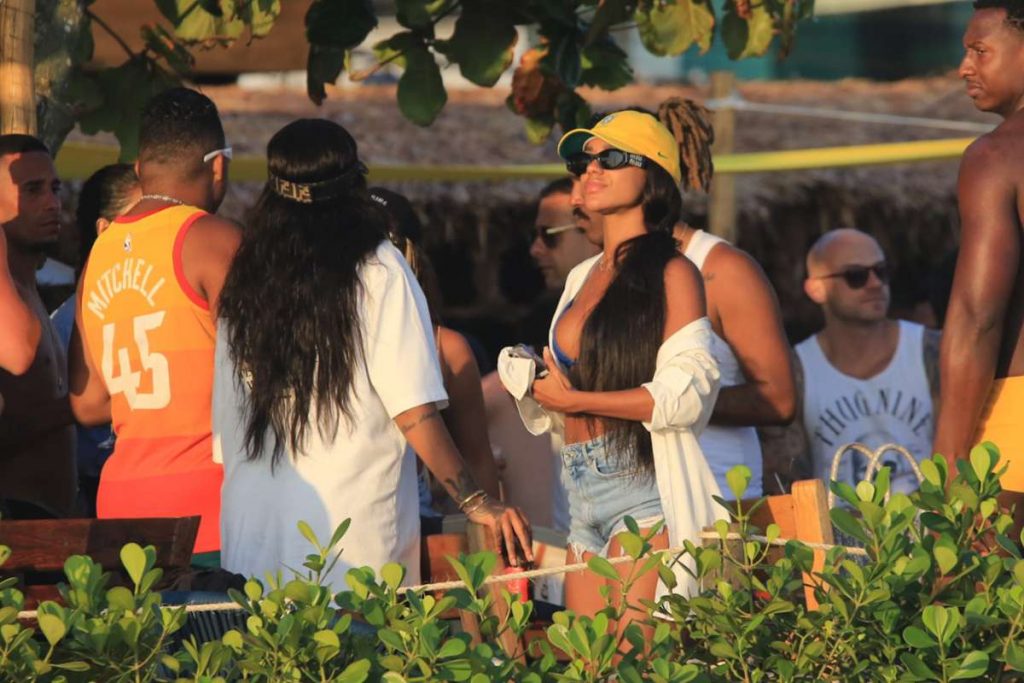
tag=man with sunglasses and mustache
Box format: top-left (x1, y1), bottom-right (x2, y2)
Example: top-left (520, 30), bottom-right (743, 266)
top-left (934, 0), bottom-right (1024, 541)
top-left (771, 229), bottom-right (941, 496)
top-left (529, 178), bottom-right (600, 292)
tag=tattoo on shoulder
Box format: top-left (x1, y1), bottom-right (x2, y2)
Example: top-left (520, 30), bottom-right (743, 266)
top-left (397, 407), bottom-right (440, 434)
top-left (703, 271), bottom-right (715, 283)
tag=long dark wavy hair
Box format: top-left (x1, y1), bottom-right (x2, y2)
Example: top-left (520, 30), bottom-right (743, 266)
top-left (573, 161), bottom-right (683, 477)
top-left (218, 119), bottom-right (389, 465)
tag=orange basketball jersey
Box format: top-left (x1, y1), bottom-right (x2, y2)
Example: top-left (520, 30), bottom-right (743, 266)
top-left (79, 204), bottom-right (222, 553)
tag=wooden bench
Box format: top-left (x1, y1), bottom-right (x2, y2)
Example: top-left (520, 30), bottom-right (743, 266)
top-left (0, 516), bottom-right (200, 609)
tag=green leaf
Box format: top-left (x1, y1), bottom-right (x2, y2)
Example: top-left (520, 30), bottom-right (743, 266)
top-left (398, 43), bottom-right (447, 126)
top-left (381, 563), bottom-right (405, 590)
top-left (950, 651), bottom-right (989, 680)
top-left (438, 637), bottom-right (468, 658)
top-left (726, 465), bottom-right (752, 501)
top-left (445, 2), bottom-right (518, 87)
top-left (900, 653), bottom-right (938, 681)
top-left (970, 444), bottom-right (994, 483)
top-left (1005, 642), bottom-right (1024, 672)
top-left (635, 0), bottom-right (715, 57)
top-left (239, 0), bottom-right (281, 38)
top-left (920, 458), bottom-right (943, 487)
top-left (121, 543), bottom-right (148, 587)
top-left (395, 0), bottom-right (433, 29)
top-left (306, 0), bottom-right (378, 49)
top-left (168, 0), bottom-right (245, 42)
top-left (0, 546), bottom-right (10, 568)
top-left (336, 659), bottom-right (372, 683)
top-left (722, 1), bottom-right (775, 60)
top-left (307, 45), bottom-right (346, 105)
top-left (588, 556), bottom-right (620, 582)
top-left (37, 613), bottom-right (66, 646)
top-left (617, 531), bottom-right (644, 559)
top-left (830, 508), bottom-right (868, 544)
top-left (934, 534), bottom-right (959, 575)
top-left (585, 0), bottom-right (632, 45)
top-left (902, 625), bottom-right (937, 649)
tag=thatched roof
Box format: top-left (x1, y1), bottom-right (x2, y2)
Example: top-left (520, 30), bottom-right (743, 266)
top-left (62, 75), bottom-right (986, 340)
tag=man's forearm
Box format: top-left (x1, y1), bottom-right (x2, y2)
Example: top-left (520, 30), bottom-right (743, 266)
top-left (711, 383), bottom-right (792, 427)
top-left (934, 329), bottom-right (999, 461)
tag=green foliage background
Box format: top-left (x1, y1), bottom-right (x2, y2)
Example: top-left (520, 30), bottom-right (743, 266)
top-left (35, 0), bottom-right (813, 159)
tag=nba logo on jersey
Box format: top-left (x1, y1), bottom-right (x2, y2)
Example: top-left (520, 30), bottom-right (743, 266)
top-left (123, 234), bottom-right (132, 253)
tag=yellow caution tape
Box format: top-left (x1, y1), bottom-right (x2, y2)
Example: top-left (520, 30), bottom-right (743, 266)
top-left (55, 137), bottom-right (974, 183)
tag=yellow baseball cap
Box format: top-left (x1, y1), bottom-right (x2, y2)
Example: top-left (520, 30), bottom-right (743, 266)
top-left (557, 110), bottom-right (681, 185)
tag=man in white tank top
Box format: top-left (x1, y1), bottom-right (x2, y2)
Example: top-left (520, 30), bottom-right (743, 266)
top-left (763, 229), bottom-right (941, 496)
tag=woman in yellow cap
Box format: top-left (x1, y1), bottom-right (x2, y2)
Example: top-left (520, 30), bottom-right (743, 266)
top-left (500, 110), bottom-right (724, 632)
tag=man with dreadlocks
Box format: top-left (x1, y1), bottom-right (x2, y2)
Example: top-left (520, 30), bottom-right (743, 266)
top-left (935, 0), bottom-right (1024, 541)
top-left (655, 99), bottom-right (795, 499)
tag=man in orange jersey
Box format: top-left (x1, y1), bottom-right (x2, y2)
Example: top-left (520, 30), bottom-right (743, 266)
top-left (0, 134), bottom-right (75, 518)
top-left (69, 88), bottom-right (241, 564)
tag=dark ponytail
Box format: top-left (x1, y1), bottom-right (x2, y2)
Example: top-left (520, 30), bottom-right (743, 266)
top-left (574, 164), bottom-right (682, 476)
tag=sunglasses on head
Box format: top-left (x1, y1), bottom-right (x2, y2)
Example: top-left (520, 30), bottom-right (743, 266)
top-left (820, 262), bottom-right (891, 289)
top-left (533, 223), bottom-right (578, 249)
top-left (565, 149), bottom-right (648, 177)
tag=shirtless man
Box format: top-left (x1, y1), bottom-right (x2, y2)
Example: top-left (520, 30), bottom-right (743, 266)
top-left (0, 134), bottom-right (76, 517)
top-left (935, 0), bottom-right (1024, 537)
top-left (0, 229), bottom-right (40, 375)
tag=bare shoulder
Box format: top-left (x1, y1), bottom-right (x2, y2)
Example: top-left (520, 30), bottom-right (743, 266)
top-left (960, 127), bottom-right (1024, 180)
top-left (663, 253), bottom-right (702, 288)
top-left (187, 214), bottom-right (242, 248)
top-left (437, 326), bottom-right (478, 373)
top-left (703, 241), bottom-right (769, 284)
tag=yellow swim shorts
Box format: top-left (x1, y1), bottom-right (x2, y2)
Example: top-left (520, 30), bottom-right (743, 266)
top-left (974, 377), bottom-right (1024, 493)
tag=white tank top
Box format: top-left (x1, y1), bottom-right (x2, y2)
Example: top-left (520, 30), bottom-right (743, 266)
top-left (795, 320), bottom-right (933, 495)
top-left (684, 230), bottom-right (763, 498)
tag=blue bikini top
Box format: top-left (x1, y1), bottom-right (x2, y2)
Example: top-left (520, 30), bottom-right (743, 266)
top-left (551, 298), bottom-right (577, 368)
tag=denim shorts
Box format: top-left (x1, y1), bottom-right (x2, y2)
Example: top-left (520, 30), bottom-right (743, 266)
top-left (560, 435), bottom-right (664, 558)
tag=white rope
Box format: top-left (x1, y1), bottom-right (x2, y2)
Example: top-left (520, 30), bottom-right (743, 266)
top-left (14, 532), bottom-right (869, 621)
top-left (705, 95), bottom-right (994, 134)
top-left (827, 442), bottom-right (925, 511)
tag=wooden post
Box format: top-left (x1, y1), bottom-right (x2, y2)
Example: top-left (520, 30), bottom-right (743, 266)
top-left (0, 0), bottom-right (37, 135)
top-left (791, 479), bottom-right (833, 610)
top-left (708, 71), bottom-right (736, 242)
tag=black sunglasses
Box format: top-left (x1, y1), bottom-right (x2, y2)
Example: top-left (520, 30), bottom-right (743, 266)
top-left (820, 263), bottom-right (891, 289)
top-left (565, 149), bottom-right (648, 177)
top-left (533, 223), bottom-right (578, 249)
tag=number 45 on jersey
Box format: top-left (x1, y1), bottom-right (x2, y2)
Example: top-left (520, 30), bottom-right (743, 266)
top-left (101, 311), bottom-right (171, 410)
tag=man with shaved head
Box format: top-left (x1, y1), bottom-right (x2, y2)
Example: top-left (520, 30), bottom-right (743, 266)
top-left (763, 229), bottom-right (940, 495)
top-left (935, 0), bottom-right (1024, 538)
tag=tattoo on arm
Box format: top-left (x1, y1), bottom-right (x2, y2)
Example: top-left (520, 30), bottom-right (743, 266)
top-left (444, 469), bottom-right (479, 502)
top-left (397, 407), bottom-right (441, 434)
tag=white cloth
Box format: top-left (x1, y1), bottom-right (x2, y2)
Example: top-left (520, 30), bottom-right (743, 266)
top-left (498, 253), bottom-right (726, 595)
top-left (683, 230), bottom-right (763, 498)
top-left (796, 320), bottom-right (933, 495)
top-left (214, 241), bottom-right (448, 589)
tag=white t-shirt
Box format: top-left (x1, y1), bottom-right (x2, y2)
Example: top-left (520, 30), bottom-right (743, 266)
top-left (795, 321), bottom-right (933, 495)
top-left (683, 230), bottom-right (763, 499)
top-left (214, 241), bottom-right (448, 589)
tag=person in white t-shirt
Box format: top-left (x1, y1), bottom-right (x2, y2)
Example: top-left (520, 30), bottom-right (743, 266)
top-left (213, 119), bottom-right (532, 589)
top-left (761, 229), bottom-right (941, 496)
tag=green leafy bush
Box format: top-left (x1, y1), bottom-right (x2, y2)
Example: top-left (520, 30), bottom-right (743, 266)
top-left (1, 444), bottom-right (1022, 681)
